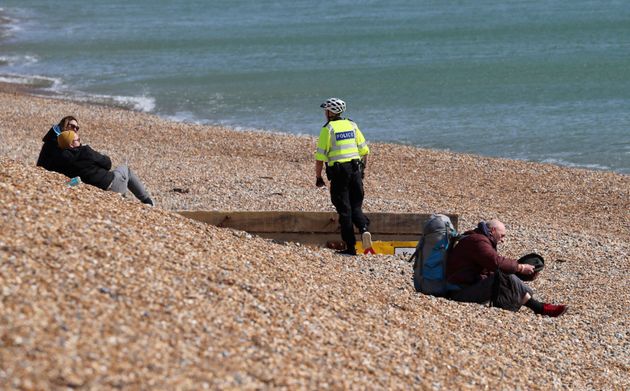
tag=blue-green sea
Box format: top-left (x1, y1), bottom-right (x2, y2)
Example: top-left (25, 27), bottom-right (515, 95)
top-left (1, 1), bottom-right (629, 173)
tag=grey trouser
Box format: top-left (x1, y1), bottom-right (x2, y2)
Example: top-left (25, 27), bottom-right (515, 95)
top-left (448, 273), bottom-right (533, 311)
top-left (108, 164), bottom-right (150, 202)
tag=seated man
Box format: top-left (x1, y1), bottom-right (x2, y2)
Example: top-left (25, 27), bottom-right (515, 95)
top-left (56, 130), bottom-right (154, 206)
top-left (446, 219), bottom-right (567, 317)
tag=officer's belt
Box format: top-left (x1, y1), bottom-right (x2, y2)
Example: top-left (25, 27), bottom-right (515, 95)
top-left (328, 159), bottom-right (360, 167)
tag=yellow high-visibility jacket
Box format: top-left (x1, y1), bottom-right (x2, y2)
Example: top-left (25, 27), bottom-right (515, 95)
top-left (314, 119), bottom-right (369, 165)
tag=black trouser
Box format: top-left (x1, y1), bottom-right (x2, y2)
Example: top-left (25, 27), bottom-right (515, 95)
top-left (326, 160), bottom-right (369, 249)
top-left (447, 272), bottom-right (533, 312)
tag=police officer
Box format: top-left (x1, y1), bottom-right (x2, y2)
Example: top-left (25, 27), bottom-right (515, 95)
top-left (315, 98), bottom-right (372, 255)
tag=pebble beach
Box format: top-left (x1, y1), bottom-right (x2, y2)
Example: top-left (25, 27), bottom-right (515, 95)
top-left (0, 86), bottom-right (628, 389)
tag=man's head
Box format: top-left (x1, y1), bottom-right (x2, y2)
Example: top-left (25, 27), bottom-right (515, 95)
top-left (58, 130), bottom-right (81, 149)
top-left (320, 98), bottom-right (346, 119)
top-left (486, 219), bottom-right (507, 243)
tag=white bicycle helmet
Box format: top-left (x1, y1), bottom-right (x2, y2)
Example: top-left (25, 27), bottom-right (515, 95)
top-left (320, 98), bottom-right (346, 114)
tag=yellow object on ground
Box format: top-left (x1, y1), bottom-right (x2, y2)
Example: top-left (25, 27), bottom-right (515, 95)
top-left (355, 241), bottom-right (417, 256)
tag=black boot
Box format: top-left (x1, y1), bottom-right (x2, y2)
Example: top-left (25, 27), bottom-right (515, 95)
top-left (141, 197), bottom-right (154, 206)
top-left (336, 248), bottom-right (357, 256)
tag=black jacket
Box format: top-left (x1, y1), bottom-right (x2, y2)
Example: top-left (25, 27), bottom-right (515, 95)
top-left (36, 127), bottom-right (65, 173)
top-left (59, 145), bottom-right (115, 190)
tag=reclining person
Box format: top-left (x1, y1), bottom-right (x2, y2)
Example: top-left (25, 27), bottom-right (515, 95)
top-left (56, 130), bottom-right (154, 206)
top-left (446, 219), bottom-right (567, 317)
top-left (36, 116), bottom-right (80, 173)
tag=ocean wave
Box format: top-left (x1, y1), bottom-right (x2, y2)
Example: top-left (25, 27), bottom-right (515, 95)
top-left (109, 94), bottom-right (156, 112)
top-left (0, 54), bottom-right (38, 66)
top-left (163, 111), bottom-right (207, 125)
top-left (540, 158), bottom-right (612, 172)
top-left (0, 9), bottom-right (21, 39)
top-left (0, 68), bottom-right (155, 114)
top-left (50, 92), bottom-right (156, 113)
top-left (0, 72), bottom-right (59, 88)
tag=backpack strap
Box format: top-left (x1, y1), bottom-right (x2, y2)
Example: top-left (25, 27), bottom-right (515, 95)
top-left (408, 237), bottom-right (424, 267)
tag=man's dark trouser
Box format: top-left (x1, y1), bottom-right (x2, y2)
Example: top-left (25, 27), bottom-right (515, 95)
top-left (326, 160), bottom-right (369, 250)
top-left (448, 272), bottom-right (534, 312)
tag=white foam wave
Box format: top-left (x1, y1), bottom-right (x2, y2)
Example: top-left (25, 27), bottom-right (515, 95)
top-left (164, 111), bottom-right (207, 125)
top-left (0, 72), bottom-right (60, 88)
top-left (231, 125), bottom-right (258, 132)
top-left (0, 11), bottom-right (21, 38)
top-left (0, 54), bottom-right (38, 66)
top-left (65, 92), bottom-right (156, 113)
top-left (111, 95), bottom-right (156, 112)
top-left (541, 158), bottom-right (611, 172)
top-left (22, 55), bottom-right (38, 64)
top-left (0, 70), bottom-right (155, 114)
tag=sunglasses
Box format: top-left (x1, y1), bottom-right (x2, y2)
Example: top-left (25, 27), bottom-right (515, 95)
top-left (68, 124), bottom-right (80, 131)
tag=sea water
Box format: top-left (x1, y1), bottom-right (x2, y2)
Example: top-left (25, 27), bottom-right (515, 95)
top-left (1, 0), bottom-right (629, 174)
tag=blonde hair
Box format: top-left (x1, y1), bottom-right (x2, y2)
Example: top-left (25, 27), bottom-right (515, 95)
top-left (57, 130), bottom-right (77, 149)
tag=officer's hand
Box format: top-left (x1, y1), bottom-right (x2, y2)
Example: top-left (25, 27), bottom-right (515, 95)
top-left (316, 177), bottom-right (325, 187)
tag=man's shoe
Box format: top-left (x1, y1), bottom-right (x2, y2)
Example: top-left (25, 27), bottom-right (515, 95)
top-left (336, 249), bottom-right (357, 256)
top-left (542, 303), bottom-right (568, 317)
top-left (361, 231), bottom-right (373, 250)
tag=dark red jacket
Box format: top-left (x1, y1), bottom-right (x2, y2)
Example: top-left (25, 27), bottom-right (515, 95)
top-left (446, 227), bottom-right (519, 286)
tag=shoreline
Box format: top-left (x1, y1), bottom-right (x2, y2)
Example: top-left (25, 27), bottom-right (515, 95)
top-left (0, 78), bottom-right (627, 176)
top-left (1, 84), bottom-right (627, 239)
